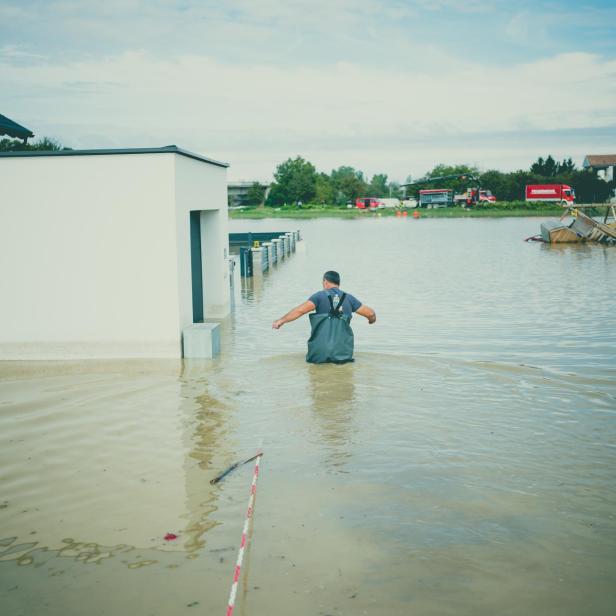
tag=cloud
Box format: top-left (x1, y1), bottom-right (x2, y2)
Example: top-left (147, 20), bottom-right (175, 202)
top-left (1, 48), bottom-right (615, 180)
top-left (1, 1), bottom-right (615, 179)
top-left (2, 1), bottom-right (614, 71)
top-left (412, 0), bottom-right (497, 12)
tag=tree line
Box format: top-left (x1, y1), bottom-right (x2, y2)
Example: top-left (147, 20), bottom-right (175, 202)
top-left (261, 156), bottom-right (402, 207)
top-left (2, 137), bottom-right (612, 204)
top-left (257, 154), bottom-right (615, 206)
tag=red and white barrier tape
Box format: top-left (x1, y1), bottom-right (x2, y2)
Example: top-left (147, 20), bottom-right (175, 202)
top-left (226, 452), bottom-right (263, 616)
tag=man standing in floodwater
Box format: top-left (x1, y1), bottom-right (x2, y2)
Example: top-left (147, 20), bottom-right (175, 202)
top-left (272, 270), bottom-right (376, 363)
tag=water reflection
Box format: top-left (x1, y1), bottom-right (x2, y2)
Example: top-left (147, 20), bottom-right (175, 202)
top-left (180, 361), bottom-right (231, 557)
top-left (307, 363), bottom-right (357, 472)
top-left (240, 275), bottom-right (264, 302)
top-left (2, 217), bottom-right (616, 616)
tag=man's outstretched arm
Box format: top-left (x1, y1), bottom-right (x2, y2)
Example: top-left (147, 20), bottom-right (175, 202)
top-left (272, 300), bottom-right (315, 329)
top-left (356, 304), bottom-right (376, 324)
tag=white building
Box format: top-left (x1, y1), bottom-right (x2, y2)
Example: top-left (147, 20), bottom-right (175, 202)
top-left (0, 146), bottom-right (230, 359)
top-left (583, 154), bottom-right (616, 182)
top-left (227, 180), bottom-right (270, 207)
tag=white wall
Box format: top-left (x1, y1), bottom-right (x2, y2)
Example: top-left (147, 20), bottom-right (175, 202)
top-left (173, 155), bottom-right (230, 323)
top-left (0, 151), bottom-right (229, 359)
top-left (599, 166), bottom-right (614, 182)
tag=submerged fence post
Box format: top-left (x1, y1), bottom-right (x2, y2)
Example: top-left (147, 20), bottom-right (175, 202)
top-left (252, 247), bottom-right (265, 277)
top-left (239, 247), bottom-right (253, 277)
top-left (262, 245), bottom-right (269, 271)
top-left (262, 242), bottom-right (272, 268)
top-left (272, 238), bottom-right (282, 261)
top-left (232, 231), bottom-right (302, 278)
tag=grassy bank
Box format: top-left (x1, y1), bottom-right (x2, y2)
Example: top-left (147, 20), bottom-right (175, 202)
top-left (230, 203), bottom-right (565, 219)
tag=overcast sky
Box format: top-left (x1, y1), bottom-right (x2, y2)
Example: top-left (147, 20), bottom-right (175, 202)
top-left (1, 0), bottom-right (615, 181)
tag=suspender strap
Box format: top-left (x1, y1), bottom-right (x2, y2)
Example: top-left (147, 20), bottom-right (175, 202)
top-left (337, 293), bottom-right (347, 315)
top-left (327, 292), bottom-right (347, 317)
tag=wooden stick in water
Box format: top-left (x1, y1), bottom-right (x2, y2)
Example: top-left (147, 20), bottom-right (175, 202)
top-left (210, 453), bottom-right (262, 485)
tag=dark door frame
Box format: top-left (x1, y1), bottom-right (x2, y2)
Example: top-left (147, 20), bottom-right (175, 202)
top-left (189, 211), bottom-right (204, 323)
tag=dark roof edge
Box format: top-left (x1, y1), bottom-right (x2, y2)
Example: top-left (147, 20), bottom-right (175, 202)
top-left (0, 145), bottom-right (229, 168)
top-left (0, 113), bottom-right (35, 138)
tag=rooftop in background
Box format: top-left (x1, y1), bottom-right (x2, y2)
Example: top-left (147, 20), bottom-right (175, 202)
top-left (0, 113), bottom-right (35, 141)
top-left (227, 180), bottom-right (270, 188)
top-left (0, 145), bottom-right (229, 168)
top-left (583, 155), bottom-right (616, 169)
top-left (227, 180), bottom-right (271, 207)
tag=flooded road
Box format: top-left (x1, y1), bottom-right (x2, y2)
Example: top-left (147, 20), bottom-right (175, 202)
top-left (2, 217), bottom-right (615, 615)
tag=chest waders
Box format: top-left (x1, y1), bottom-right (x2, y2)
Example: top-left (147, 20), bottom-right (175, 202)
top-left (306, 292), bottom-right (354, 364)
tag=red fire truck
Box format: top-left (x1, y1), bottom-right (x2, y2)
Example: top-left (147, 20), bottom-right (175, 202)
top-left (525, 184), bottom-right (575, 206)
top-left (469, 188), bottom-right (496, 204)
top-left (355, 197), bottom-right (382, 210)
top-left (454, 188), bottom-right (496, 205)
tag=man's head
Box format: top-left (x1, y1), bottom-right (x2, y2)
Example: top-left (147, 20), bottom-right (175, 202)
top-left (322, 270), bottom-right (340, 288)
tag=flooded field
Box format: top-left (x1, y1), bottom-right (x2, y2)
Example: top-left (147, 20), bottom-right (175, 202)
top-left (1, 217), bottom-right (615, 615)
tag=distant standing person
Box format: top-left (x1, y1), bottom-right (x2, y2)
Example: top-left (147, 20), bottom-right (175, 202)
top-left (272, 271), bottom-right (376, 363)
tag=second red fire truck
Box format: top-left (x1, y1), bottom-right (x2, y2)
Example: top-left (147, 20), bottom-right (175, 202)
top-left (525, 184), bottom-right (575, 206)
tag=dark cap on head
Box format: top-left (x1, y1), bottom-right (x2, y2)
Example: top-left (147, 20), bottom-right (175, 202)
top-left (323, 270), bottom-right (340, 285)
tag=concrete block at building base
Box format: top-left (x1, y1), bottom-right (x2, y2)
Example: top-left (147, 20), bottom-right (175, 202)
top-left (183, 323), bottom-right (221, 359)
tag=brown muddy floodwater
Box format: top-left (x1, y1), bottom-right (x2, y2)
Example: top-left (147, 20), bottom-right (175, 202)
top-left (1, 217), bottom-right (615, 616)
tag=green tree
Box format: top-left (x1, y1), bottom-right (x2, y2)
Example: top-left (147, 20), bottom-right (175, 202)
top-left (507, 170), bottom-right (539, 200)
top-left (330, 166), bottom-right (368, 204)
top-left (245, 182), bottom-right (267, 206)
top-left (544, 155), bottom-right (557, 177)
top-left (530, 156), bottom-right (545, 175)
top-left (412, 164), bottom-right (480, 196)
top-left (568, 170), bottom-right (614, 203)
top-left (530, 155), bottom-right (560, 177)
top-left (0, 137), bottom-right (67, 152)
top-left (315, 172), bottom-right (334, 204)
top-left (478, 169), bottom-right (514, 201)
top-left (266, 156), bottom-right (317, 205)
top-left (426, 164), bottom-right (480, 179)
top-left (389, 181), bottom-right (402, 198)
top-left (558, 157), bottom-right (576, 174)
top-left (266, 183), bottom-right (285, 206)
top-left (368, 173), bottom-right (388, 196)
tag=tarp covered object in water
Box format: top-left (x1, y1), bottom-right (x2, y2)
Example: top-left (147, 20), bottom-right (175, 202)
top-left (306, 293), bottom-right (354, 364)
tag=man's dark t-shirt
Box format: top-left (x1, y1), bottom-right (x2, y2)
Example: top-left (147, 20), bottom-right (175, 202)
top-left (308, 288), bottom-right (362, 319)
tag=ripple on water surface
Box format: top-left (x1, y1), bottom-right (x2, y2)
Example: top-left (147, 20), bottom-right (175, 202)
top-left (1, 351), bottom-right (615, 616)
top-left (2, 218), bottom-right (616, 615)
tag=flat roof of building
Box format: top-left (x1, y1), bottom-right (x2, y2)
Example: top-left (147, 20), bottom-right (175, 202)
top-left (0, 145), bottom-right (229, 168)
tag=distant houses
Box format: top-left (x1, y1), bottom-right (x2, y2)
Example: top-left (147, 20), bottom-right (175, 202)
top-left (227, 180), bottom-right (270, 207)
top-left (583, 154), bottom-right (616, 182)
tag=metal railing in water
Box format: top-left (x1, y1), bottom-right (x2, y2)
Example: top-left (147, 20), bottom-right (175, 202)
top-left (232, 230), bottom-right (302, 277)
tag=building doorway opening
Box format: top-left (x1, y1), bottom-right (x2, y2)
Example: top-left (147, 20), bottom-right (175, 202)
top-left (190, 211), bottom-right (204, 323)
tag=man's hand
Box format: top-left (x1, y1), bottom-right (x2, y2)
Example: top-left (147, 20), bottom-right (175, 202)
top-left (272, 301), bottom-right (315, 330)
top-left (356, 304), bottom-right (377, 324)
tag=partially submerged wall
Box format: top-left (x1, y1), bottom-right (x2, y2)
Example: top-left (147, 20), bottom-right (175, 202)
top-left (0, 150), bottom-right (229, 359)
